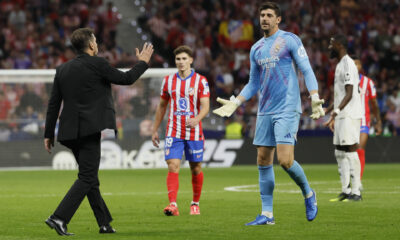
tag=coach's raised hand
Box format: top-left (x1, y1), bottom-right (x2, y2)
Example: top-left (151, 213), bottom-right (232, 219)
top-left (136, 42), bottom-right (154, 64)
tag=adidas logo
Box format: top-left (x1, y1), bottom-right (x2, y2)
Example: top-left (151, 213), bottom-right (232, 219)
top-left (284, 133), bottom-right (291, 138)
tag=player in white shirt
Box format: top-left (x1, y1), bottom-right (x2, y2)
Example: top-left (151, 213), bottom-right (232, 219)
top-left (324, 35), bottom-right (363, 202)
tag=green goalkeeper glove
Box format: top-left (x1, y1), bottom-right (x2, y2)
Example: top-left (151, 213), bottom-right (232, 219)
top-left (213, 95), bottom-right (241, 117)
top-left (310, 93), bottom-right (325, 120)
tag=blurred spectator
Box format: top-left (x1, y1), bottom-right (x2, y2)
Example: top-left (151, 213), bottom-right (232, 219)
top-left (385, 100), bottom-right (400, 128)
top-left (20, 105), bottom-right (40, 135)
top-left (17, 84), bottom-right (43, 114)
top-left (224, 116), bottom-right (244, 139)
top-left (193, 39), bottom-right (212, 75)
top-left (0, 91), bottom-right (11, 120)
top-left (8, 4), bottom-right (26, 31)
top-left (215, 64), bottom-right (234, 99)
top-left (101, 1), bottom-right (120, 48)
top-left (139, 118), bottom-right (153, 138)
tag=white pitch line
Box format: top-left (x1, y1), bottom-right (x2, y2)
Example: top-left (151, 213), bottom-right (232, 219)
top-left (223, 184), bottom-right (400, 194)
top-left (1, 183), bottom-right (399, 199)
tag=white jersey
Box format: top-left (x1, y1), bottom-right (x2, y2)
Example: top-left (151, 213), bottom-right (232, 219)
top-left (334, 55), bottom-right (362, 119)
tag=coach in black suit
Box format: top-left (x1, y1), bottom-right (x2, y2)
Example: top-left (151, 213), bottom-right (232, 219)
top-left (44, 28), bottom-right (153, 236)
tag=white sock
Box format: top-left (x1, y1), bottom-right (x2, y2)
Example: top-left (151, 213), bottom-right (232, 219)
top-left (346, 151), bottom-right (361, 196)
top-left (191, 201), bottom-right (199, 206)
top-left (170, 202), bottom-right (177, 207)
top-left (261, 211), bottom-right (273, 218)
top-left (335, 150), bottom-right (351, 194)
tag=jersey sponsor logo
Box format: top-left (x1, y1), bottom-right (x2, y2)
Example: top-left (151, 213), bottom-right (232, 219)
top-left (297, 46), bottom-right (307, 58)
top-left (173, 111), bottom-right (194, 116)
top-left (188, 149), bottom-right (203, 154)
top-left (257, 56), bottom-right (280, 69)
top-left (178, 98), bottom-right (188, 110)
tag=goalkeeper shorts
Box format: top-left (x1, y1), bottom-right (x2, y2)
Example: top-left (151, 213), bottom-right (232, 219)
top-left (253, 112), bottom-right (300, 146)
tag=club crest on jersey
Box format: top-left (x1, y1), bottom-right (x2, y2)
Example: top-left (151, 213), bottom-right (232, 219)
top-left (189, 87), bottom-right (195, 96)
top-left (274, 44), bottom-right (280, 53)
top-left (179, 98), bottom-right (188, 110)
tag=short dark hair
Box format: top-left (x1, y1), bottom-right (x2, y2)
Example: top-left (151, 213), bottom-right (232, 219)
top-left (333, 35), bottom-right (348, 49)
top-left (259, 2), bottom-right (281, 17)
top-left (71, 28), bottom-right (94, 53)
top-left (173, 45), bottom-right (193, 57)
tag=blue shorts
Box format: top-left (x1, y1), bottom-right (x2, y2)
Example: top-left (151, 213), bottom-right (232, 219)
top-left (253, 112), bottom-right (300, 146)
top-left (360, 125), bottom-right (369, 134)
top-left (164, 137), bottom-right (204, 162)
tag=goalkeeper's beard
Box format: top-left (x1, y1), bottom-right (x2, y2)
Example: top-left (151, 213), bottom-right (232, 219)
top-left (263, 29), bottom-right (271, 36)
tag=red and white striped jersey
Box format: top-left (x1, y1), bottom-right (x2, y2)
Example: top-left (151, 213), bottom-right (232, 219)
top-left (160, 70), bottom-right (210, 140)
top-left (359, 74), bottom-right (377, 127)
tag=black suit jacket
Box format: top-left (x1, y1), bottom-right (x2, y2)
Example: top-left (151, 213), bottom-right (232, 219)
top-left (44, 53), bottom-right (148, 141)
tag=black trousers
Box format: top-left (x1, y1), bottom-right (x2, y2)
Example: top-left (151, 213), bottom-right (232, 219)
top-left (53, 132), bottom-right (112, 226)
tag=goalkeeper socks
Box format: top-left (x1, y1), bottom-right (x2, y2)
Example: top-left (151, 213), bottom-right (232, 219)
top-left (284, 160), bottom-right (312, 197)
top-left (357, 148), bottom-right (365, 179)
top-left (346, 151), bottom-right (361, 196)
top-left (167, 172), bottom-right (179, 203)
top-left (258, 165), bottom-right (274, 213)
top-left (192, 171), bottom-right (203, 203)
top-left (335, 150), bottom-right (351, 194)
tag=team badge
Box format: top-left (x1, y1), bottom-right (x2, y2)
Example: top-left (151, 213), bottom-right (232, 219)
top-left (189, 87), bottom-right (195, 96)
top-left (274, 44), bottom-right (280, 53)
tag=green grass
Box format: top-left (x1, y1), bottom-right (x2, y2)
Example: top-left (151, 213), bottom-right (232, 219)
top-left (0, 164), bottom-right (399, 240)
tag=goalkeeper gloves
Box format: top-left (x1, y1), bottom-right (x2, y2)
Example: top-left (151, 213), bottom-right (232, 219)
top-left (310, 93), bottom-right (325, 120)
top-left (213, 95), bottom-right (241, 117)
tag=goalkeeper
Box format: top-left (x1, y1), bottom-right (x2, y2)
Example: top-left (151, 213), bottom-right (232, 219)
top-left (213, 2), bottom-right (324, 225)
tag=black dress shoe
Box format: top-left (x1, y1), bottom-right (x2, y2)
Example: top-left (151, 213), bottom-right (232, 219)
top-left (45, 216), bottom-right (74, 236)
top-left (99, 225), bottom-right (116, 234)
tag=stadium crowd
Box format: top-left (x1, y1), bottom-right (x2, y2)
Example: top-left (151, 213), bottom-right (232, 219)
top-left (0, 0), bottom-right (399, 141)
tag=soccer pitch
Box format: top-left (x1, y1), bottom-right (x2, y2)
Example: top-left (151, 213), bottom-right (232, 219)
top-left (0, 164), bottom-right (399, 240)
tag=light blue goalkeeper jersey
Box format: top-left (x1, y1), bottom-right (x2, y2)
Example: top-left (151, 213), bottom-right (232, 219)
top-left (239, 29), bottom-right (318, 115)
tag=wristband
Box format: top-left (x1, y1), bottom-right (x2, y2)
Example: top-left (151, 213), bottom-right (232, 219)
top-left (233, 98), bottom-right (242, 106)
top-left (333, 108), bottom-right (341, 115)
top-left (311, 93), bottom-right (319, 101)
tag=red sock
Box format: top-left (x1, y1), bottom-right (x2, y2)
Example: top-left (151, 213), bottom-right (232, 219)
top-left (192, 172), bottom-right (204, 203)
top-left (167, 172), bottom-right (179, 203)
top-left (357, 149), bottom-right (365, 179)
